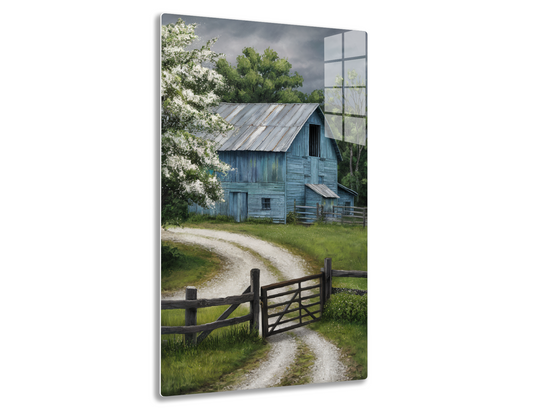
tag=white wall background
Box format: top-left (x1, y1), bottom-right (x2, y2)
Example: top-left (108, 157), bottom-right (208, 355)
top-left (1, 1), bottom-right (532, 409)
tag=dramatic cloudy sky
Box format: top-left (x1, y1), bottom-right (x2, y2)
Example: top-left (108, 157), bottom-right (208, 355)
top-left (161, 13), bottom-right (353, 94)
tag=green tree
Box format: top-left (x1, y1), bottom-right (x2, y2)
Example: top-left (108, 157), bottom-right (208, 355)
top-left (325, 69), bottom-right (367, 206)
top-left (215, 47), bottom-right (323, 104)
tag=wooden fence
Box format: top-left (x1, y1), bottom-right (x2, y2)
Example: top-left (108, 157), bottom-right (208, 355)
top-left (161, 269), bottom-right (260, 345)
top-left (294, 201), bottom-right (367, 227)
top-left (161, 260), bottom-right (367, 342)
top-left (321, 258), bottom-right (368, 301)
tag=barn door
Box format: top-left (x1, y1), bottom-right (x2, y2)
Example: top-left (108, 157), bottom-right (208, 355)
top-left (230, 192), bottom-right (248, 222)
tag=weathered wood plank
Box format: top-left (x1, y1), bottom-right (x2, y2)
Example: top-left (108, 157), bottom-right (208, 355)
top-left (161, 313), bottom-right (253, 335)
top-left (161, 293), bottom-right (254, 310)
top-left (267, 292), bottom-right (320, 310)
top-left (196, 285), bottom-right (251, 344)
top-left (267, 283), bottom-right (320, 300)
top-left (261, 288), bottom-right (269, 337)
top-left (320, 268), bottom-right (368, 278)
top-left (185, 287), bottom-right (197, 345)
top-left (250, 269), bottom-right (260, 332)
top-left (267, 317), bottom-right (321, 336)
top-left (268, 291), bottom-right (299, 333)
top-left (261, 273), bottom-right (323, 291)
top-left (324, 258), bottom-right (332, 301)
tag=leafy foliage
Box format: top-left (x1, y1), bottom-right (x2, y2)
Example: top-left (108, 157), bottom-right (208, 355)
top-left (161, 20), bottom-right (234, 216)
top-left (161, 242), bottom-right (184, 271)
top-left (161, 194), bottom-right (189, 226)
top-left (245, 216), bottom-right (273, 224)
top-left (338, 140), bottom-right (367, 206)
top-left (325, 68), bottom-right (367, 206)
top-left (216, 47), bottom-right (324, 104)
top-left (286, 211), bottom-right (298, 224)
top-left (187, 213), bottom-right (235, 224)
top-left (322, 293), bottom-right (367, 324)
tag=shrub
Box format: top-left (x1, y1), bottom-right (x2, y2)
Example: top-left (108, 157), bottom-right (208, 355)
top-left (245, 217), bottom-right (273, 224)
top-left (162, 197), bottom-right (189, 226)
top-left (187, 213), bottom-right (235, 223)
top-left (322, 293), bottom-right (367, 324)
top-left (286, 211), bottom-right (298, 224)
top-left (161, 242), bottom-right (184, 271)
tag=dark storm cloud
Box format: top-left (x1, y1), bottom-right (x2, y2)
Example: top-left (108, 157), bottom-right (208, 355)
top-left (161, 13), bottom-right (349, 94)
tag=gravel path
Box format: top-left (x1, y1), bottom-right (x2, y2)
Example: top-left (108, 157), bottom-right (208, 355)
top-left (162, 227), bottom-right (348, 388)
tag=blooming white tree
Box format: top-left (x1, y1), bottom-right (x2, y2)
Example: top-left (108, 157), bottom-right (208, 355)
top-left (161, 20), bottom-right (233, 215)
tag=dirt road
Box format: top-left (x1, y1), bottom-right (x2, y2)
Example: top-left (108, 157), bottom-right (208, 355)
top-left (162, 227), bottom-right (348, 389)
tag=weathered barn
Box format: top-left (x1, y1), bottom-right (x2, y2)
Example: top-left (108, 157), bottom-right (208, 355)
top-left (189, 103), bottom-right (357, 223)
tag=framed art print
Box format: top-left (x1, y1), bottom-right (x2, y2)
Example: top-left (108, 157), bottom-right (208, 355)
top-left (160, 13), bottom-right (367, 397)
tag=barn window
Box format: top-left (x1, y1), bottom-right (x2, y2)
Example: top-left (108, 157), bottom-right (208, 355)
top-left (309, 124), bottom-right (320, 157)
top-left (262, 198), bottom-right (271, 210)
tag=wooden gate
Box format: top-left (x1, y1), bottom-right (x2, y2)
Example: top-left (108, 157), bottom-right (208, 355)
top-left (260, 273), bottom-right (323, 337)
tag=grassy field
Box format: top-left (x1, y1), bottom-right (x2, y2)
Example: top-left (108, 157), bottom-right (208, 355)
top-left (161, 241), bottom-right (222, 296)
top-left (160, 240), bottom-right (271, 396)
top-left (181, 220), bottom-right (367, 270)
top-left (308, 320), bottom-right (367, 379)
top-left (181, 219), bottom-right (367, 291)
top-left (161, 305), bottom-right (271, 396)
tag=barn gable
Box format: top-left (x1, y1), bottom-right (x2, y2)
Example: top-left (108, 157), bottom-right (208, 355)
top-left (190, 103), bottom-right (355, 223)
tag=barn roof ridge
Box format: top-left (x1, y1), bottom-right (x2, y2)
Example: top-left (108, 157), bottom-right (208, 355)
top-left (197, 103), bottom-right (342, 161)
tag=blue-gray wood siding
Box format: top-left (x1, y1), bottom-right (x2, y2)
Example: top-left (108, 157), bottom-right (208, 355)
top-left (285, 111), bottom-right (339, 215)
top-left (218, 152), bottom-right (285, 183)
top-left (189, 107), bottom-right (342, 223)
top-left (337, 189), bottom-right (355, 208)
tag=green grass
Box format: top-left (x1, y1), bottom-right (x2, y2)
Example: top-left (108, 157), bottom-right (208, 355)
top-left (161, 305), bottom-right (273, 396)
top-left (161, 219), bottom-right (368, 392)
top-left (181, 221), bottom-right (367, 271)
top-left (180, 220), bottom-right (367, 292)
top-left (161, 304), bottom-right (251, 343)
top-left (161, 325), bottom-right (269, 396)
top-left (276, 338), bottom-right (315, 386)
top-left (161, 241), bottom-right (222, 295)
top-left (308, 320), bottom-right (367, 379)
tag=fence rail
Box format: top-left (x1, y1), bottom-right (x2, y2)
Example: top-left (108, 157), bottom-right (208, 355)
top-left (161, 260), bottom-right (366, 342)
top-left (161, 269), bottom-right (260, 345)
top-left (321, 258), bottom-right (368, 301)
top-left (293, 201), bottom-right (367, 227)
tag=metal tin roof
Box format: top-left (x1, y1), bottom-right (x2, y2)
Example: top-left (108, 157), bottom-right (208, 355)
top-left (203, 103), bottom-right (321, 152)
top-left (338, 183), bottom-right (358, 196)
top-left (305, 184), bottom-right (340, 199)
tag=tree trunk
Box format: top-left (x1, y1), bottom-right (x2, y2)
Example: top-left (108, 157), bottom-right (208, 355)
top-left (355, 145), bottom-right (363, 173)
top-left (349, 145), bottom-right (353, 176)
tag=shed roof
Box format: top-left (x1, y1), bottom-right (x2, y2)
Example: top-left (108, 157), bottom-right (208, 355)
top-left (338, 183), bottom-right (358, 197)
top-left (198, 103), bottom-right (342, 161)
top-left (305, 184), bottom-right (340, 199)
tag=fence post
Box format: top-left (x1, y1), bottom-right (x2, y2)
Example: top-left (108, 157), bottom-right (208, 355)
top-left (316, 202), bottom-right (319, 221)
top-left (250, 269), bottom-right (260, 333)
top-left (261, 288), bottom-right (268, 338)
top-left (185, 286), bottom-right (197, 345)
top-left (324, 258), bottom-right (332, 302)
top-left (363, 208), bottom-right (367, 228)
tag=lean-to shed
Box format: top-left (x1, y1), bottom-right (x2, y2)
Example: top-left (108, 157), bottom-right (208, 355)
top-left (189, 103), bottom-right (357, 223)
